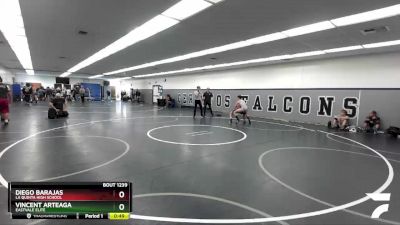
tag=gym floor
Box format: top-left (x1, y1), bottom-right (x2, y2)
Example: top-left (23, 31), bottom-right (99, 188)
top-left (0, 102), bottom-right (399, 225)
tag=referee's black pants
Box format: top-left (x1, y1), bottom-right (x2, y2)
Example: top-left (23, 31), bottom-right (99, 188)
top-left (203, 101), bottom-right (213, 116)
top-left (194, 100), bottom-right (203, 117)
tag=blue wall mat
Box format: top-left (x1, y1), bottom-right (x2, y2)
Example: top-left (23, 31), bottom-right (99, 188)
top-left (81, 83), bottom-right (101, 101)
top-left (12, 84), bottom-right (21, 99)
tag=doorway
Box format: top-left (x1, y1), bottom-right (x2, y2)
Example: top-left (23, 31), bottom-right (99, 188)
top-left (152, 85), bottom-right (163, 103)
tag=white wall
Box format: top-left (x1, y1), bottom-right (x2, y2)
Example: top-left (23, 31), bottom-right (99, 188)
top-left (15, 74), bottom-right (103, 87)
top-left (0, 65), bottom-right (15, 84)
top-left (132, 52), bottom-right (400, 90)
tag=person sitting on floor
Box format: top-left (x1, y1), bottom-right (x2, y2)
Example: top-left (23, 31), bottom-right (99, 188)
top-left (364, 110), bottom-right (381, 134)
top-left (48, 93), bottom-right (69, 119)
top-left (166, 94), bottom-right (175, 108)
top-left (328, 109), bottom-right (349, 130)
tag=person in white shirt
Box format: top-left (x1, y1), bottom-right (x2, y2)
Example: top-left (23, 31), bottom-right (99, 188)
top-left (230, 95), bottom-right (251, 124)
top-left (66, 88), bottom-right (71, 101)
top-left (193, 86), bottom-right (204, 118)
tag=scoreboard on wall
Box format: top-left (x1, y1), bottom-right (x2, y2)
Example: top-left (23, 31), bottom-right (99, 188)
top-left (8, 182), bottom-right (132, 220)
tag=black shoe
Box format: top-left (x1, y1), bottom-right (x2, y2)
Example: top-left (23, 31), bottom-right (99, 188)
top-left (235, 116), bottom-right (240, 124)
top-left (4, 120), bottom-right (9, 126)
top-left (248, 119), bottom-right (251, 125)
top-left (229, 119), bottom-right (232, 124)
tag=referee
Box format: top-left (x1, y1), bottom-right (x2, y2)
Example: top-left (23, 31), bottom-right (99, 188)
top-left (203, 87), bottom-right (213, 117)
top-left (193, 86), bottom-right (204, 118)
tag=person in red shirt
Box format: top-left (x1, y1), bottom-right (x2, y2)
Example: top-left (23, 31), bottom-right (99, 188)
top-left (0, 76), bottom-right (12, 125)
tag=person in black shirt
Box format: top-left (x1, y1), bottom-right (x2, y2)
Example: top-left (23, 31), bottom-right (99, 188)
top-left (202, 88), bottom-right (214, 117)
top-left (49, 93), bottom-right (69, 118)
top-left (45, 87), bottom-right (53, 101)
top-left (22, 84), bottom-right (32, 105)
top-left (363, 111), bottom-right (380, 134)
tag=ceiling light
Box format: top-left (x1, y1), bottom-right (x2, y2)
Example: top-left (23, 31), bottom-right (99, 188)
top-left (200, 41), bottom-right (253, 55)
top-left (88, 75), bottom-right (104, 79)
top-left (246, 32), bottom-right (287, 44)
top-left (218, 55), bottom-right (287, 66)
top-left (162, 0), bottom-right (212, 21)
top-left (331, 4), bottom-right (400, 27)
top-left (362, 39), bottom-right (400, 48)
top-left (324, 45), bottom-right (363, 53)
top-left (291, 51), bottom-right (326, 58)
top-left (206, 0), bottom-right (223, 3)
top-left (268, 55), bottom-right (294, 61)
top-left (0, 0), bottom-right (34, 75)
top-left (282, 21), bottom-right (335, 37)
top-left (59, 72), bottom-right (71, 77)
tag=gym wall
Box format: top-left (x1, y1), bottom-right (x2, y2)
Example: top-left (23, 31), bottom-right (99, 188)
top-left (131, 52), bottom-right (400, 128)
top-left (168, 88), bottom-right (400, 128)
top-left (0, 65), bottom-right (15, 84)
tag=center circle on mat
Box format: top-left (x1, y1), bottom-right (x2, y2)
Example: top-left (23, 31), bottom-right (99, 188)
top-left (147, 124), bottom-right (247, 146)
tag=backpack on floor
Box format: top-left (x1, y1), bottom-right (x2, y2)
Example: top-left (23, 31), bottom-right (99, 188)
top-left (48, 108), bottom-right (57, 119)
top-left (386, 126), bottom-right (400, 137)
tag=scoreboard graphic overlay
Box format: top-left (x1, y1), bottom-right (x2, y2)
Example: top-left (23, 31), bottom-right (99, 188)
top-left (8, 182), bottom-right (132, 220)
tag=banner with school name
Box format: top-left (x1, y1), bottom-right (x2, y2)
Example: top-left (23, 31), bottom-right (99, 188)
top-left (161, 89), bottom-right (400, 128)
